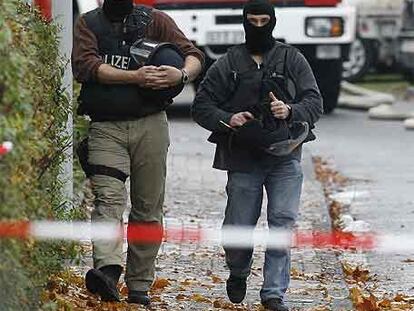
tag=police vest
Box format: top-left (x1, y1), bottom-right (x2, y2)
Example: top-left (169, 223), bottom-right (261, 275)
top-left (78, 6), bottom-right (168, 121)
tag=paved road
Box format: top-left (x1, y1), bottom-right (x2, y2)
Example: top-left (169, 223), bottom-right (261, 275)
top-left (161, 90), bottom-right (351, 310)
top-left (310, 107), bottom-right (414, 298)
top-left (171, 87), bottom-right (414, 299)
top-left (163, 113), bottom-right (350, 310)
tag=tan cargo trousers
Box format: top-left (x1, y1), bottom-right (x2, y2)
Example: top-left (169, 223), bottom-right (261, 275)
top-left (87, 112), bottom-right (169, 291)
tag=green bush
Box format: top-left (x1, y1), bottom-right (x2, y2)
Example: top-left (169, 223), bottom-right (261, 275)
top-left (0, 1), bottom-right (82, 309)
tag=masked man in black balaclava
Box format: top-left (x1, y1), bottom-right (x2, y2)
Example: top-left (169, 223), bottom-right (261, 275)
top-left (103, 0), bottom-right (134, 21)
top-left (192, 0), bottom-right (323, 310)
top-left (73, 0), bottom-right (204, 306)
top-left (243, 0), bottom-right (276, 54)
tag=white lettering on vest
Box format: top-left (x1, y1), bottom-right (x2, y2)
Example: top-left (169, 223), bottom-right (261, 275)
top-left (104, 54), bottom-right (131, 70)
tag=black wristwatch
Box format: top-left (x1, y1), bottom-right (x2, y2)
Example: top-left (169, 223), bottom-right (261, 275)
top-left (181, 69), bottom-right (190, 84)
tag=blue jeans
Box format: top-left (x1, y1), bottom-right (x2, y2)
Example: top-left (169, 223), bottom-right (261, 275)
top-left (223, 158), bottom-right (303, 302)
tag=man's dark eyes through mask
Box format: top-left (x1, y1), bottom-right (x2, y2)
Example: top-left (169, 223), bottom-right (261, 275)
top-left (247, 15), bottom-right (271, 27)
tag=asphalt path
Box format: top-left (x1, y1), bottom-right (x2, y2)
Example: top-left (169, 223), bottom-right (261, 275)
top-left (311, 107), bottom-right (414, 297)
top-left (170, 86), bottom-right (414, 298)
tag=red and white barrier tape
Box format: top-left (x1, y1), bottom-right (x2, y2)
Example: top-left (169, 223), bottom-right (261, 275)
top-left (0, 220), bottom-right (412, 253)
top-left (33, 0), bottom-right (52, 21)
top-left (0, 142), bottom-right (13, 156)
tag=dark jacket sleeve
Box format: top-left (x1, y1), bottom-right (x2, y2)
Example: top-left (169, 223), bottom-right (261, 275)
top-left (287, 50), bottom-right (323, 125)
top-left (191, 56), bottom-right (235, 133)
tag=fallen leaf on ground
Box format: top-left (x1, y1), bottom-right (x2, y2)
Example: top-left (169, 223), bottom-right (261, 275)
top-left (176, 294), bottom-right (187, 300)
top-left (402, 259), bottom-right (414, 263)
top-left (342, 263), bottom-right (370, 283)
top-left (394, 294), bottom-right (405, 302)
top-left (357, 294), bottom-right (379, 311)
top-left (213, 298), bottom-right (252, 310)
top-left (191, 293), bottom-right (212, 303)
top-left (378, 299), bottom-right (391, 308)
top-left (180, 279), bottom-right (197, 286)
top-left (151, 278), bottom-right (171, 290)
top-left (211, 274), bottom-right (222, 283)
top-left (291, 267), bottom-right (305, 280)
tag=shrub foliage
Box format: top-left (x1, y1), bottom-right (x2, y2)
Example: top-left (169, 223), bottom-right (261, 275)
top-left (0, 1), bottom-right (80, 309)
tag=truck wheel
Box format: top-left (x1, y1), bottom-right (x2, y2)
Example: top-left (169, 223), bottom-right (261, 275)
top-left (342, 37), bottom-right (373, 82)
top-left (403, 70), bottom-right (414, 83)
top-left (311, 59), bottom-right (342, 114)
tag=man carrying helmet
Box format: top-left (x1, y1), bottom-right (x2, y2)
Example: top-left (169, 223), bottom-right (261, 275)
top-left (72, 0), bottom-right (203, 306)
top-left (192, 0), bottom-right (322, 310)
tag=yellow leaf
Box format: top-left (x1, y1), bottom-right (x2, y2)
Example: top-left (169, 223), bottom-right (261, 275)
top-left (349, 287), bottom-right (364, 305)
top-left (191, 293), bottom-right (212, 303)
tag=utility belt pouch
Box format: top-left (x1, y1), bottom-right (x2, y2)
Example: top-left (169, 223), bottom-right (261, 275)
top-left (76, 138), bottom-right (91, 178)
top-left (76, 137), bottom-right (129, 182)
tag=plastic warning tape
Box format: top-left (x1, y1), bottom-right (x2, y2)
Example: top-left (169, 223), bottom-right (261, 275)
top-left (0, 220), bottom-right (410, 252)
top-left (33, 0), bottom-right (52, 21)
top-left (0, 142), bottom-right (13, 156)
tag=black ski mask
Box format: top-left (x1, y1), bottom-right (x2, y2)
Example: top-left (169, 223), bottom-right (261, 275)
top-left (103, 0), bottom-right (133, 22)
top-left (243, 0), bottom-right (276, 54)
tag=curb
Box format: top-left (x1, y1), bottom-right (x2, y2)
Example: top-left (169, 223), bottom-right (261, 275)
top-left (368, 102), bottom-right (414, 121)
top-left (338, 82), bottom-right (395, 111)
top-left (300, 147), bottom-right (353, 310)
top-left (404, 118), bottom-right (414, 129)
top-left (368, 104), bottom-right (414, 121)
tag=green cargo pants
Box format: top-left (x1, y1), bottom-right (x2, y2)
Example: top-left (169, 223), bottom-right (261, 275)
top-left (87, 112), bottom-right (169, 291)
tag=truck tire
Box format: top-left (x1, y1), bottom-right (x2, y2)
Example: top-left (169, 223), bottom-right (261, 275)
top-left (342, 37), bottom-right (374, 82)
top-left (403, 69), bottom-right (414, 83)
top-left (311, 59), bottom-right (342, 114)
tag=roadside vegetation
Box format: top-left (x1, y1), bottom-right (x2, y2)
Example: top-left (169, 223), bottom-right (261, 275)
top-left (0, 1), bottom-right (83, 309)
top-left (355, 73), bottom-right (412, 98)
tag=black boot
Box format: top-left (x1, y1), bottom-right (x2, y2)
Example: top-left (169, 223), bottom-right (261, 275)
top-left (262, 298), bottom-right (289, 311)
top-left (128, 290), bottom-right (151, 306)
top-left (226, 274), bottom-right (247, 303)
top-left (85, 265), bottom-right (122, 302)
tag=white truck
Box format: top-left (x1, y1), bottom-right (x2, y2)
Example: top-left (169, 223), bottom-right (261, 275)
top-left (399, 0), bottom-right (414, 82)
top-left (342, 0), bottom-right (404, 82)
top-left (73, 0), bottom-right (356, 113)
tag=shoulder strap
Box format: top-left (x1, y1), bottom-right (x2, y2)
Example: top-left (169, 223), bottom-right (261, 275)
top-left (83, 8), bottom-right (112, 39)
top-left (265, 43), bottom-right (293, 76)
top-left (133, 5), bottom-right (153, 25)
top-left (83, 6), bottom-right (153, 42)
top-left (260, 44), bottom-right (297, 104)
top-left (126, 5), bottom-right (153, 41)
top-left (227, 45), bottom-right (253, 75)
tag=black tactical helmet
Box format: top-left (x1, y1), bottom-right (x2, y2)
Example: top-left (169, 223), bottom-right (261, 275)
top-left (130, 39), bottom-right (185, 101)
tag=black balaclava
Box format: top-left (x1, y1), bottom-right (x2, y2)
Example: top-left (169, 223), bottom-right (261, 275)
top-left (103, 0), bottom-right (133, 22)
top-left (243, 0), bottom-right (276, 54)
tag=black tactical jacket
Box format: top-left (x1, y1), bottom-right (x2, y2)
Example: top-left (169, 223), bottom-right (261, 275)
top-left (192, 41), bottom-right (323, 172)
